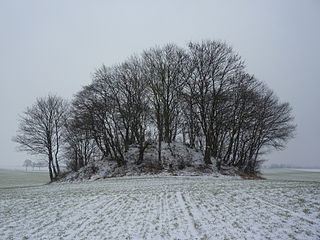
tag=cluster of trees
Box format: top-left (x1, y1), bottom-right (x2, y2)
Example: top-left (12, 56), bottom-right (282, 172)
top-left (14, 40), bottom-right (296, 181)
top-left (23, 159), bottom-right (46, 171)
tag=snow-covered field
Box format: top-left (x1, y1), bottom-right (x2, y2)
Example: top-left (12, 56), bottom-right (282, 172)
top-left (0, 169), bottom-right (319, 240)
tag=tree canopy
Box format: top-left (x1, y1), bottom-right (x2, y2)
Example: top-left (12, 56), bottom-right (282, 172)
top-left (14, 40), bottom-right (296, 179)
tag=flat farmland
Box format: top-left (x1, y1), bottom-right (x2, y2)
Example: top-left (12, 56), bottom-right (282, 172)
top-left (0, 169), bottom-right (319, 239)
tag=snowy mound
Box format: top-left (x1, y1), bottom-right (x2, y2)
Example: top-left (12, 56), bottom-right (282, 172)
top-left (61, 142), bottom-right (220, 182)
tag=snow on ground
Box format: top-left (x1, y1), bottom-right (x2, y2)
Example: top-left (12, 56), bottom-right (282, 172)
top-left (62, 142), bottom-right (218, 182)
top-left (1, 170), bottom-right (319, 240)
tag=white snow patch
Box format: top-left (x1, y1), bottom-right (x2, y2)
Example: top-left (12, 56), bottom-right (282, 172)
top-left (60, 142), bottom-right (224, 182)
top-left (1, 175), bottom-right (319, 239)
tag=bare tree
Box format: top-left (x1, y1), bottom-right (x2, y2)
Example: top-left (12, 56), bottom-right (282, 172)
top-left (13, 95), bottom-right (68, 181)
top-left (63, 113), bottom-right (99, 172)
top-left (142, 44), bottom-right (188, 165)
top-left (185, 40), bottom-right (244, 165)
top-left (114, 58), bottom-right (150, 164)
top-left (91, 66), bottom-right (127, 166)
top-left (23, 159), bottom-right (32, 171)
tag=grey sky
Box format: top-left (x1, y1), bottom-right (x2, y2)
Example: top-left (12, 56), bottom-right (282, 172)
top-left (1, 0), bottom-right (319, 169)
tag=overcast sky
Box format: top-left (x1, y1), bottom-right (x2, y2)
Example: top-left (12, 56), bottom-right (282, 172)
top-left (1, 0), bottom-right (319, 169)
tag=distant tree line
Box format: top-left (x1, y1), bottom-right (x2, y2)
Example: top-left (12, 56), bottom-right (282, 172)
top-left (14, 40), bottom-right (296, 181)
top-left (23, 159), bottom-right (46, 171)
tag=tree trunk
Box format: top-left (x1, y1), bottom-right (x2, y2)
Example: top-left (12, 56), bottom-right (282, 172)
top-left (158, 138), bottom-right (162, 167)
top-left (204, 135), bottom-right (212, 164)
top-left (137, 142), bottom-right (148, 165)
top-left (204, 145), bottom-right (212, 164)
top-left (48, 157), bottom-right (54, 182)
top-left (55, 155), bottom-right (60, 175)
top-left (49, 152), bottom-right (57, 179)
